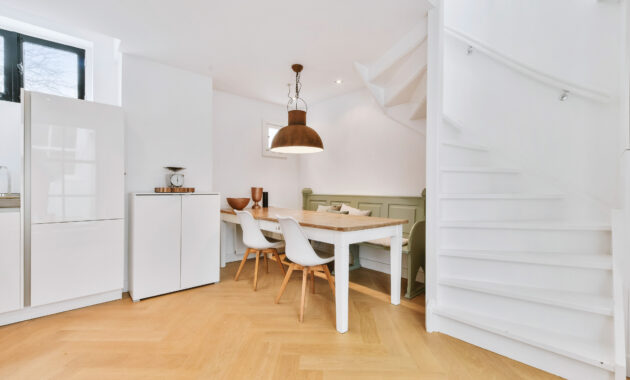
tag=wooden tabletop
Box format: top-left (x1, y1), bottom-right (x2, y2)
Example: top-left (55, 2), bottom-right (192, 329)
top-left (221, 207), bottom-right (407, 232)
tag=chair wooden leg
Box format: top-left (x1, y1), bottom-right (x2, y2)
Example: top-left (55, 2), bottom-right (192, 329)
top-left (264, 251), bottom-right (269, 273)
top-left (271, 249), bottom-right (286, 275)
top-left (310, 270), bottom-right (315, 294)
top-left (275, 264), bottom-right (295, 304)
top-left (323, 264), bottom-right (335, 294)
top-left (253, 250), bottom-right (260, 291)
top-left (300, 268), bottom-right (308, 322)
top-left (234, 248), bottom-right (251, 281)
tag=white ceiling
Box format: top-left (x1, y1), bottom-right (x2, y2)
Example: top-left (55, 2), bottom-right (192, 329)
top-left (0, 0), bottom-right (429, 104)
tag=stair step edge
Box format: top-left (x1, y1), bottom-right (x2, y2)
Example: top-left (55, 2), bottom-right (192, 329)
top-left (440, 166), bottom-right (520, 174)
top-left (439, 193), bottom-right (564, 200)
top-left (434, 306), bottom-right (615, 372)
top-left (441, 140), bottom-right (489, 151)
top-left (439, 249), bottom-right (612, 270)
top-left (438, 277), bottom-right (614, 316)
top-left (439, 221), bottom-right (612, 231)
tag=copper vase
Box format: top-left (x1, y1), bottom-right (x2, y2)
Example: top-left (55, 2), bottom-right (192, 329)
top-left (251, 187), bottom-right (263, 209)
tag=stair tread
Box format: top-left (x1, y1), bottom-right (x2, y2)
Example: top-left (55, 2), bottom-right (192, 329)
top-left (434, 306), bottom-right (615, 371)
top-left (441, 166), bottom-right (520, 173)
top-left (439, 221), bottom-right (612, 231)
top-left (439, 276), bottom-right (613, 315)
top-left (440, 249), bottom-right (612, 270)
top-left (441, 140), bottom-right (489, 151)
top-left (439, 193), bottom-right (564, 200)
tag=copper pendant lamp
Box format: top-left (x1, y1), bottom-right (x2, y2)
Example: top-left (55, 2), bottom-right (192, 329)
top-left (270, 64), bottom-right (324, 154)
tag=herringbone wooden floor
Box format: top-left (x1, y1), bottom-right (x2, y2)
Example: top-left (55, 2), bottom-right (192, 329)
top-left (0, 262), bottom-right (558, 379)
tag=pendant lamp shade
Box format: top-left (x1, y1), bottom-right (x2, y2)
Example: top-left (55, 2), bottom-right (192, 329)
top-left (270, 64), bottom-right (324, 154)
top-left (270, 110), bottom-right (323, 154)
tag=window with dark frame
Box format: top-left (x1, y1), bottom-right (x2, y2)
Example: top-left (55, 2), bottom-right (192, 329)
top-left (0, 28), bottom-right (85, 103)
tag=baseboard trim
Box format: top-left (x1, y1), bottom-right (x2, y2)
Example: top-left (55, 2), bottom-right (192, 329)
top-left (0, 289), bottom-right (122, 327)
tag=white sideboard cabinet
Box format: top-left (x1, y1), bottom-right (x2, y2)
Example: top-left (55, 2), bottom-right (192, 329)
top-left (129, 193), bottom-right (220, 301)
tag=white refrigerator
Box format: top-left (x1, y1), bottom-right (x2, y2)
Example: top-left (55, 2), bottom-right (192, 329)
top-left (23, 91), bottom-right (124, 307)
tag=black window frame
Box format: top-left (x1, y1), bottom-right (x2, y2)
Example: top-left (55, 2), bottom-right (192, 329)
top-left (0, 28), bottom-right (85, 103)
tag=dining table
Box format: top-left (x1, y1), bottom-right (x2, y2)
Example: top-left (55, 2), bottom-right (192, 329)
top-left (220, 206), bottom-right (407, 334)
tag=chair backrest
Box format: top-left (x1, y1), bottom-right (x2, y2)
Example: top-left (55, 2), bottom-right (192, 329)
top-left (235, 210), bottom-right (271, 248)
top-left (276, 216), bottom-right (320, 265)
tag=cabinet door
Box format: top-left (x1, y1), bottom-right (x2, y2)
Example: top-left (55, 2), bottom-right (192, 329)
top-left (130, 196), bottom-right (181, 300)
top-left (0, 210), bottom-right (21, 313)
top-left (31, 219), bottom-right (124, 307)
top-left (28, 92), bottom-right (124, 224)
top-left (181, 195), bottom-right (220, 289)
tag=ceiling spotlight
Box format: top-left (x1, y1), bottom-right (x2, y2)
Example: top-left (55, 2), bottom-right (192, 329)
top-left (559, 90), bottom-right (569, 101)
top-left (335, 79), bottom-right (343, 84)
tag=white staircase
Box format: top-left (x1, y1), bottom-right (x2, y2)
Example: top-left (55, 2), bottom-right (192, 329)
top-left (432, 118), bottom-right (625, 380)
top-left (354, 17), bottom-right (428, 133)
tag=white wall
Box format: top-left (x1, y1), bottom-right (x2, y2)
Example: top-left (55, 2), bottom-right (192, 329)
top-left (300, 89), bottom-right (426, 196)
top-left (212, 90), bottom-right (301, 209)
top-left (123, 54), bottom-right (213, 193)
top-left (443, 0), bottom-right (624, 216)
top-left (122, 54), bottom-right (213, 289)
top-left (0, 6), bottom-right (122, 194)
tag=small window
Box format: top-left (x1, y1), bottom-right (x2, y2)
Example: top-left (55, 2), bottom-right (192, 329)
top-left (0, 36), bottom-right (5, 95)
top-left (262, 120), bottom-right (287, 158)
top-left (0, 28), bottom-right (85, 102)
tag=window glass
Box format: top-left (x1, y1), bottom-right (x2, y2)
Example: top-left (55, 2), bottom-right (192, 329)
top-left (22, 41), bottom-right (79, 98)
top-left (267, 126), bottom-right (279, 149)
top-left (0, 36), bottom-right (4, 94)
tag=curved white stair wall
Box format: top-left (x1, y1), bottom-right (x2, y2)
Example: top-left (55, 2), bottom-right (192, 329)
top-left (429, 1), bottom-right (626, 378)
top-left (354, 16), bottom-right (428, 133)
top-left (443, 29), bottom-right (620, 216)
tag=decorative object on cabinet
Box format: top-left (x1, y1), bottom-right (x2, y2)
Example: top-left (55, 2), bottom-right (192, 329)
top-left (164, 166), bottom-right (185, 188)
top-left (262, 191), bottom-right (269, 208)
top-left (251, 187), bottom-right (263, 209)
top-left (270, 64), bottom-right (324, 154)
top-left (129, 193), bottom-right (220, 301)
top-left (227, 197), bottom-right (250, 210)
top-left (154, 187), bottom-right (195, 193)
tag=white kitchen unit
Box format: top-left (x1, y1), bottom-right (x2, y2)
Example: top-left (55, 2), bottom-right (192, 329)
top-left (0, 208), bottom-right (22, 314)
top-left (0, 91), bottom-right (126, 327)
top-left (129, 193), bottom-right (220, 301)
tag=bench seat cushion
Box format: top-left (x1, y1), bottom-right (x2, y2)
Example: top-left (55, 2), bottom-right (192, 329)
top-left (365, 237), bottom-right (409, 248)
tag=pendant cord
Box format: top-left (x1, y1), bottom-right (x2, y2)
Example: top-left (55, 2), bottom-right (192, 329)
top-left (286, 66), bottom-right (307, 112)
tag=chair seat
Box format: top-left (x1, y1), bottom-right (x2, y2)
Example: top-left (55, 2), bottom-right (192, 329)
top-left (249, 240), bottom-right (284, 250)
top-left (365, 237), bottom-right (409, 248)
top-left (301, 253), bottom-right (334, 267)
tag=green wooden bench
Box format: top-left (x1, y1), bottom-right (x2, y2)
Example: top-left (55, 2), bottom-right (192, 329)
top-left (302, 188), bottom-right (426, 299)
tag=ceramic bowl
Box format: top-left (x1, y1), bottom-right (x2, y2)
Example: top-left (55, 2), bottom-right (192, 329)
top-left (227, 197), bottom-right (250, 210)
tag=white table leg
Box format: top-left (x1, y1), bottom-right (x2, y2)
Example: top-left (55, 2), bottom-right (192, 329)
top-left (220, 220), bottom-right (234, 268)
top-left (390, 224), bottom-right (402, 305)
top-left (334, 233), bottom-right (349, 333)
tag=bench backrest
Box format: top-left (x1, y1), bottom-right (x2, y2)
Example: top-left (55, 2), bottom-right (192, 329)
top-left (302, 188), bottom-right (426, 238)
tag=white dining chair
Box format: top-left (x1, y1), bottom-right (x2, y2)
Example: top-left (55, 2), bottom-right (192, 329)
top-left (234, 210), bottom-right (286, 290)
top-left (275, 216), bottom-right (335, 322)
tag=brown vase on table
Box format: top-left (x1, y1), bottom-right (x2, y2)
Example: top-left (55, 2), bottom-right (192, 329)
top-left (251, 187), bottom-right (263, 209)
